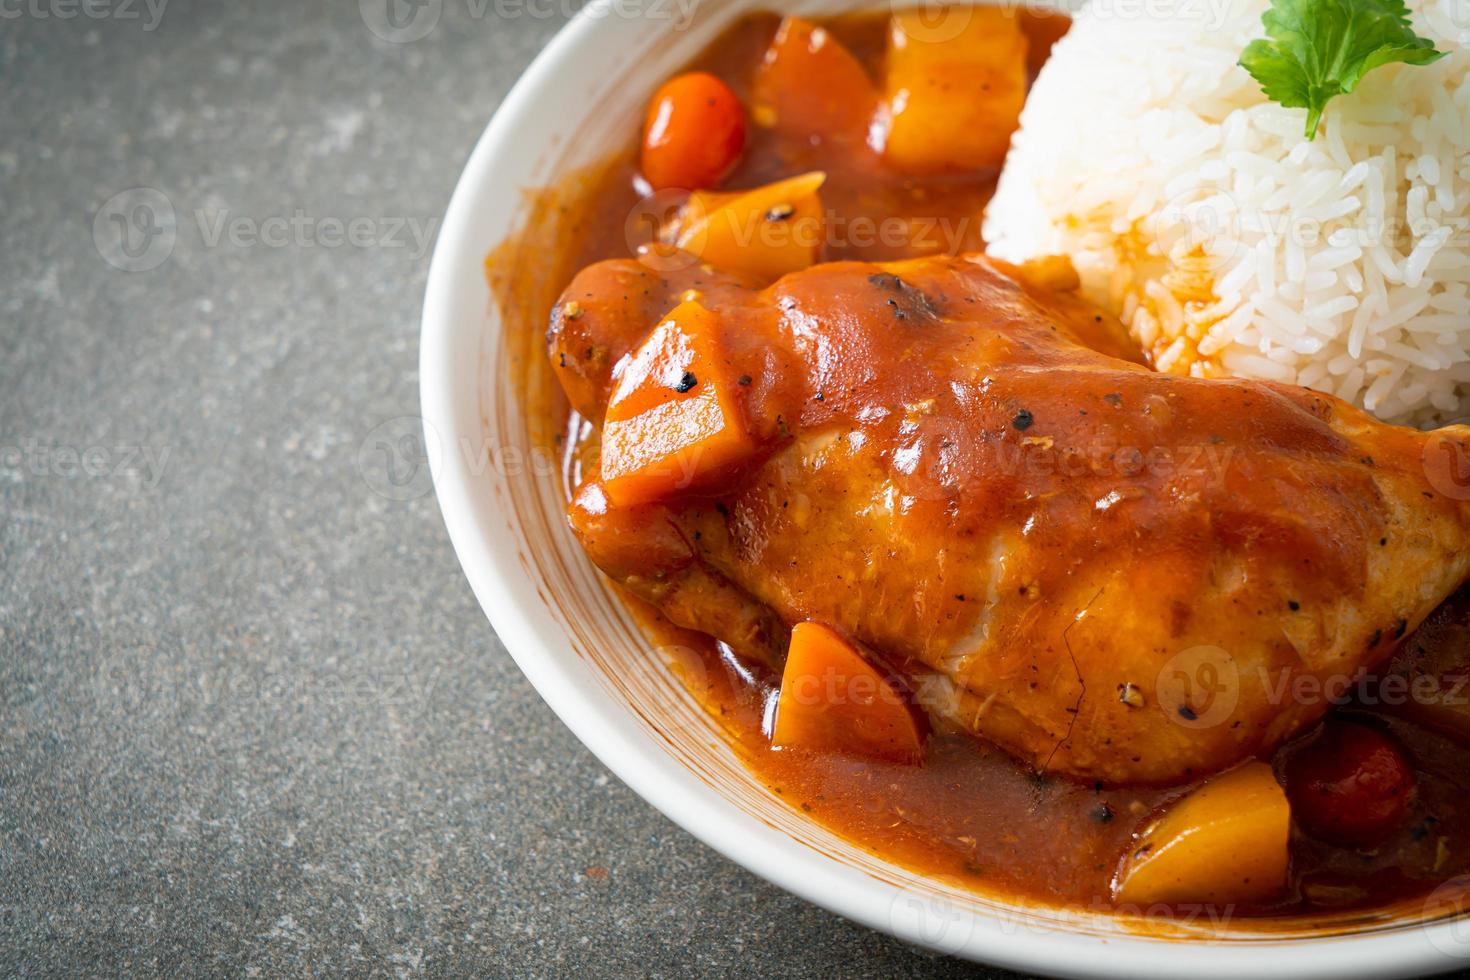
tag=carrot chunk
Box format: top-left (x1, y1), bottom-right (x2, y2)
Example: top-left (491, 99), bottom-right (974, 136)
top-left (600, 301), bottom-right (755, 506)
top-left (1115, 762), bottom-right (1290, 907)
top-left (676, 171), bottom-right (826, 281)
top-left (877, 8), bottom-right (1028, 173)
top-left (751, 16), bottom-right (878, 144)
top-left (772, 622), bottom-right (923, 764)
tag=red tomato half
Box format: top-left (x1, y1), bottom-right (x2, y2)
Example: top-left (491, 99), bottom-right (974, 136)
top-left (640, 72), bottom-right (747, 191)
top-left (1285, 719), bottom-right (1416, 846)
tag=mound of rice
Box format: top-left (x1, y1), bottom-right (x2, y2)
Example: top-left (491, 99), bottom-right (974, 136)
top-left (984, 0), bottom-right (1470, 427)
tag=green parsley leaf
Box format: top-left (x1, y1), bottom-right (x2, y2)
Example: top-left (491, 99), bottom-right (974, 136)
top-left (1239, 0), bottom-right (1446, 139)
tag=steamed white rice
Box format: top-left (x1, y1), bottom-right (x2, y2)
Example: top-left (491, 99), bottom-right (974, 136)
top-left (984, 0), bottom-right (1470, 426)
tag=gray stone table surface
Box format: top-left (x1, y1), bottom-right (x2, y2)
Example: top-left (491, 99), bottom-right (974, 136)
top-left (0, 0), bottom-right (1018, 975)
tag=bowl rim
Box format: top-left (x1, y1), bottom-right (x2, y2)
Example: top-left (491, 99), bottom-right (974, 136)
top-left (419, 2), bottom-right (1470, 973)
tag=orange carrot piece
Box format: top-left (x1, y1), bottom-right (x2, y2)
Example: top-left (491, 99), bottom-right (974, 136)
top-left (877, 8), bottom-right (1028, 173)
top-left (751, 17), bottom-right (878, 144)
top-left (600, 300), bottom-right (755, 506)
top-left (772, 622), bottom-right (923, 764)
top-left (677, 171), bottom-right (826, 281)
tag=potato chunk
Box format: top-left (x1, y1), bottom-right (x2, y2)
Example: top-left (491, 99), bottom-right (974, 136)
top-left (1115, 762), bottom-right (1290, 907)
top-left (878, 8), bottom-right (1028, 173)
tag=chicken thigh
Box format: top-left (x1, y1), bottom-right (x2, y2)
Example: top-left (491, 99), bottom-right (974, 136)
top-left (549, 251), bottom-right (1470, 784)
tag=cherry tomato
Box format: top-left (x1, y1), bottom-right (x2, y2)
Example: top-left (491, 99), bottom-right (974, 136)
top-left (640, 72), bottom-right (746, 191)
top-left (1284, 719), bottom-right (1416, 846)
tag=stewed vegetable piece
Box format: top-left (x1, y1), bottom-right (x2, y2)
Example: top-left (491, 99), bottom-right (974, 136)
top-left (599, 300), bottom-right (756, 505)
top-left (675, 171), bottom-right (826, 280)
top-left (772, 622), bottom-right (924, 764)
top-left (751, 16), bottom-right (878, 144)
top-left (1115, 762), bottom-right (1290, 907)
top-left (877, 7), bottom-right (1028, 172)
top-left (1284, 720), bottom-right (1416, 846)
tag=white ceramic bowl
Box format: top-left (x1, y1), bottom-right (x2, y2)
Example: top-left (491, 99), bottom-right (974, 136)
top-left (419, 1), bottom-right (1470, 973)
